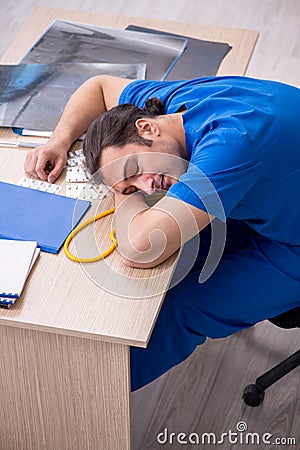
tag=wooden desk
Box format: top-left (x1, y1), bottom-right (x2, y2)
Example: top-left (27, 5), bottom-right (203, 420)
top-left (0, 7), bottom-right (258, 450)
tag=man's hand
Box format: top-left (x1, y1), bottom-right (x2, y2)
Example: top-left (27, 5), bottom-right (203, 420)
top-left (24, 139), bottom-right (69, 183)
top-left (23, 75), bottom-right (133, 183)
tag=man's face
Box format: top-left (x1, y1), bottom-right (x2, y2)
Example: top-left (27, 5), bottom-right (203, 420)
top-left (99, 138), bottom-right (188, 195)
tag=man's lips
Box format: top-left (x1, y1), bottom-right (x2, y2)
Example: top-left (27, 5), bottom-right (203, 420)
top-left (160, 174), bottom-right (170, 191)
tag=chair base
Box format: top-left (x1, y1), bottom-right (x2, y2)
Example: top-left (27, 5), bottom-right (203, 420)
top-left (242, 349), bottom-right (300, 407)
top-left (243, 384), bottom-right (265, 407)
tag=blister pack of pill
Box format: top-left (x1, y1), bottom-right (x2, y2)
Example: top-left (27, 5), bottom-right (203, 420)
top-left (65, 182), bottom-right (110, 200)
top-left (65, 163), bottom-right (110, 200)
top-left (65, 165), bottom-right (90, 183)
top-left (64, 148), bottom-right (111, 200)
top-left (66, 149), bottom-right (85, 167)
top-left (18, 177), bottom-right (62, 194)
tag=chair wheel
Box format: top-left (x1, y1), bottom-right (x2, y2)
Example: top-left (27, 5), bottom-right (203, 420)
top-left (242, 384), bottom-right (265, 407)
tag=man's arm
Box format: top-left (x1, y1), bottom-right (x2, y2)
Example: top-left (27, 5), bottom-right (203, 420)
top-left (24, 75), bottom-right (133, 183)
top-left (114, 192), bottom-right (212, 268)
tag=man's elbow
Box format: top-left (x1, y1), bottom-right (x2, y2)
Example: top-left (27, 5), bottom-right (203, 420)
top-left (120, 255), bottom-right (160, 269)
top-left (118, 235), bottom-right (163, 269)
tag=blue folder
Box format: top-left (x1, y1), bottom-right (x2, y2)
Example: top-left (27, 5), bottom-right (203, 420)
top-left (0, 181), bottom-right (90, 254)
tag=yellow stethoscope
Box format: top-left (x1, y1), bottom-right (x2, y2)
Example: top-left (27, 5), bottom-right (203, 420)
top-left (63, 192), bottom-right (163, 263)
top-left (63, 207), bottom-right (117, 263)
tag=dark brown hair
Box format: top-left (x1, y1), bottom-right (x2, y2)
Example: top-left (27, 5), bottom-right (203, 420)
top-left (83, 97), bottom-right (165, 177)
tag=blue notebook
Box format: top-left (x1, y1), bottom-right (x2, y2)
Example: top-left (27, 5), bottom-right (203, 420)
top-left (0, 181), bottom-right (90, 254)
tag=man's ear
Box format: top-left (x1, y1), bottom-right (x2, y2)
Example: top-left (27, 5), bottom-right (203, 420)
top-left (135, 118), bottom-right (160, 137)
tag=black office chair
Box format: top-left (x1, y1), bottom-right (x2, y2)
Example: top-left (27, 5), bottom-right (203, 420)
top-left (242, 306), bottom-right (300, 407)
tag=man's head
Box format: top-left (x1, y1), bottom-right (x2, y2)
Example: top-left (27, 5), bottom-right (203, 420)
top-left (83, 99), bottom-right (187, 195)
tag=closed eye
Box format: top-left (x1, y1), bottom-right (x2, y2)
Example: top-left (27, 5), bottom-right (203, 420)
top-left (122, 185), bottom-right (139, 195)
top-left (122, 161), bottom-right (140, 194)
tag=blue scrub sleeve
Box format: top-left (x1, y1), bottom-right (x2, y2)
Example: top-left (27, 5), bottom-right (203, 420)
top-left (167, 128), bottom-right (263, 220)
top-left (119, 79), bottom-right (192, 113)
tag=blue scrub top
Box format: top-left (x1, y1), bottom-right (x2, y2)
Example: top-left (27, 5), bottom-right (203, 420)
top-left (119, 76), bottom-right (300, 245)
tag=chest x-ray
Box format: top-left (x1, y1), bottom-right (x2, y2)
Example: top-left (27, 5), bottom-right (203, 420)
top-left (0, 62), bottom-right (146, 131)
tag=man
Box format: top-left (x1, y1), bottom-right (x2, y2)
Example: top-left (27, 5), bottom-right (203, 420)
top-left (25, 75), bottom-right (300, 391)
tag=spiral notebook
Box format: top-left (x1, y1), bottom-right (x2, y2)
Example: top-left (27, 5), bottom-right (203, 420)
top-left (0, 239), bottom-right (40, 307)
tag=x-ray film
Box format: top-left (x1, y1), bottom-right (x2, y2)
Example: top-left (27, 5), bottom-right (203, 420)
top-left (126, 24), bottom-right (232, 80)
top-left (21, 19), bottom-right (187, 81)
top-left (0, 62), bottom-right (146, 131)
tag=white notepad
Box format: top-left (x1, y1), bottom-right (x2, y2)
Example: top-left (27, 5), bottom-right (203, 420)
top-left (0, 239), bottom-right (40, 303)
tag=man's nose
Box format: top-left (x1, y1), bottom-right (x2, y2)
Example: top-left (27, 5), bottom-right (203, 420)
top-left (135, 175), bottom-right (156, 195)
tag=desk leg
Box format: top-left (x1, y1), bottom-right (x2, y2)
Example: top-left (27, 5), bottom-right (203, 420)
top-left (0, 325), bottom-right (131, 450)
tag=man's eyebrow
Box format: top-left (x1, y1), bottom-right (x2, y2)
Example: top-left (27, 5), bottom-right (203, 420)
top-left (123, 158), bottom-right (129, 181)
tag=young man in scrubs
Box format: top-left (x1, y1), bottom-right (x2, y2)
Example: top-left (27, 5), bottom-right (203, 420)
top-left (25, 75), bottom-right (300, 391)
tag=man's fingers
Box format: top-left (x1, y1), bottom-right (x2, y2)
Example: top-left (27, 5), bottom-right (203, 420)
top-left (24, 146), bottom-right (68, 183)
top-left (35, 155), bottom-right (50, 181)
top-left (24, 150), bottom-right (39, 178)
top-left (47, 159), bottom-right (66, 183)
